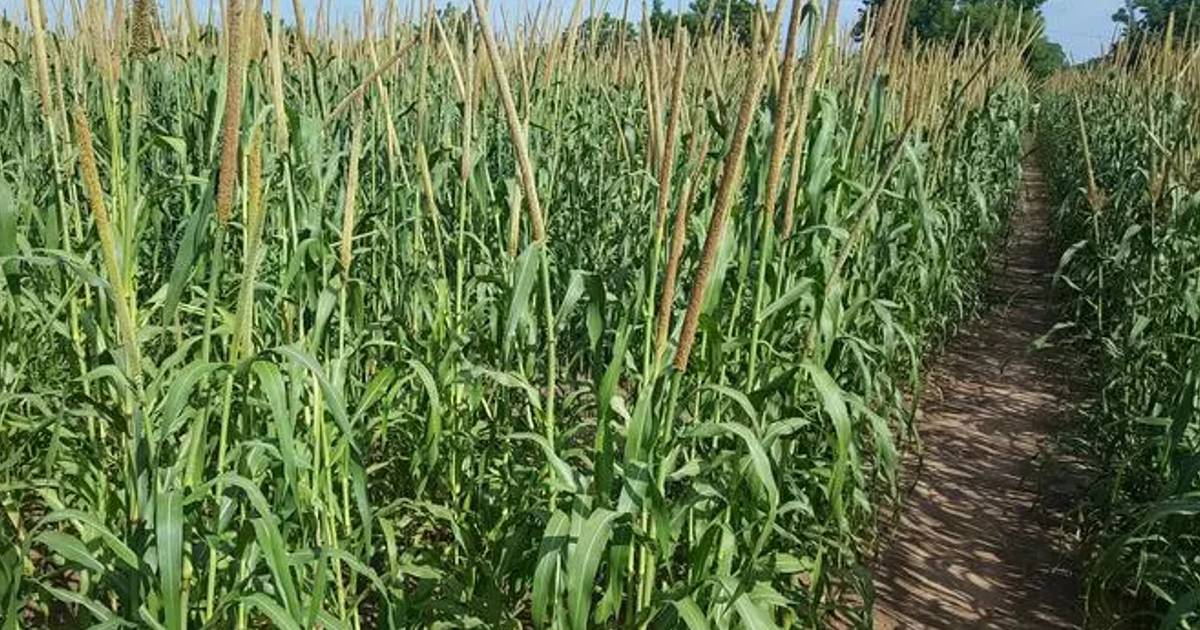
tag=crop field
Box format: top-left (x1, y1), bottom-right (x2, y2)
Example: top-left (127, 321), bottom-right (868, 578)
top-left (1040, 27), bottom-right (1200, 627)
top-left (8, 0), bottom-right (1195, 628)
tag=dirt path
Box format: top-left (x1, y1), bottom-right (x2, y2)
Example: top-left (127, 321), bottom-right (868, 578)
top-left (869, 159), bottom-right (1083, 629)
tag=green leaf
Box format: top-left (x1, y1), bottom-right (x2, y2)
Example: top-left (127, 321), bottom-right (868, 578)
top-left (594, 325), bottom-right (629, 501)
top-left (476, 368), bottom-right (542, 411)
top-left (242, 593), bottom-right (302, 630)
top-left (0, 178), bottom-right (16, 261)
top-left (703, 384), bottom-right (759, 426)
top-left (158, 361), bottom-right (222, 442)
top-left (409, 359), bottom-right (443, 467)
top-left (585, 273), bottom-right (606, 351)
top-left (622, 385), bottom-right (656, 471)
top-left (803, 362), bottom-right (852, 525)
top-left (252, 518), bottom-right (301, 616)
top-left (1, 538), bottom-right (20, 628)
top-left (566, 508), bottom-right (621, 630)
top-left (163, 208), bottom-right (209, 325)
top-left (88, 619), bottom-right (137, 629)
top-left (670, 597), bottom-right (710, 630)
top-left (38, 582), bottom-right (114, 622)
top-left (305, 549), bottom-right (328, 628)
top-left (272, 344), bottom-right (359, 456)
top-left (354, 366), bottom-right (396, 420)
top-left (252, 361), bottom-right (299, 497)
top-left (314, 610), bottom-right (352, 630)
top-left (35, 531), bottom-right (104, 574)
top-left (757, 279), bottom-right (814, 322)
top-left (733, 592), bottom-right (779, 630)
top-left (38, 510), bottom-right (137, 570)
top-left (505, 242), bottom-right (542, 355)
top-left (862, 403), bottom-right (898, 486)
top-left (155, 489), bottom-right (184, 630)
top-left (1051, 239), bottom-right (1088, 289)
top-left (205, 473), bottom-right (275, 523)
top-left (509, 432), bottom-right (579, 494)
top-left (324, 548), bottom-right (389, 602)
top-left (532, 510), bottom-right (570, 628)
top-left (695, 421), bottom-right (778, 537)
top-left (762, 418), bottom-right (811, 450)
top-left (555, 270), bottom-right (588, 331)
top-left (1157, 588), bottom-right (1200, 630)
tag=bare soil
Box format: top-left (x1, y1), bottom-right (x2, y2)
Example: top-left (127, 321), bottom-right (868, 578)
top-left (869, 159), bottom-right (1086, 629)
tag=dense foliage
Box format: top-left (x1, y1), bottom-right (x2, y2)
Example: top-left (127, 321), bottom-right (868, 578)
top-left (0, 0), bottom-right (1030, 627)
top-left (1039, 37), bottom-right (1200, 628)
top-left (1114, 0), bottom-right (1200, 35)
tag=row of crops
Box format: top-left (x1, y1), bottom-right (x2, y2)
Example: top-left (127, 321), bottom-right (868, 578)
top-left (0, 0), bottom-right (1033, 627)
top-left (1039, 35), bottom-right (1200, 628)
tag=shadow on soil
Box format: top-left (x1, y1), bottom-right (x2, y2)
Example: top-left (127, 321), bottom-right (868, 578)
top-left (867, 164), bottom-right (1092, 629)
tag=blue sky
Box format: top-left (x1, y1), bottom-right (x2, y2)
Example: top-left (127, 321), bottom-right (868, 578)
top-left (1041, 0), bottom-right (1123, 62)
top-left (6, 0), bottom-right (1126, 62)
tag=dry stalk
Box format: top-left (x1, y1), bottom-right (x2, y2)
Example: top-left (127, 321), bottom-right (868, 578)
top-left (672, 5), bottom-right (783, 372)
top-left (291, 0), bottom-right (308, 52)
top-left (111, 0), bottom-right (126, 75)
top-left (268, 0), bottom-right (290, 150)
top-left (74, 105), bottom-right (142, 382)
top-left (653, 23), bottom-right (688, 242)
top-left (473, 0), bottom-right (547, 243)
top-left (762, 0), bottom-right (807, 222)
top-left (654, 130), bottom-right (709, 359)
top-left (130, 0), bottom-right (161, 57)
top-left (26, 0), bottom-right (55, 121)
top-left (215, 0), bottom-right (245, 227)
top-left (339, 110), bottom-right (365, 278)
top-left (783, 0), bottom-right (840, 239)
top-left (325, 37), bottom-right (418, 123)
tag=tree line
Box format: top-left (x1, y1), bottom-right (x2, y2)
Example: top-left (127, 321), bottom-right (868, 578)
top-left (576, 0), bottom-right (1067, 79)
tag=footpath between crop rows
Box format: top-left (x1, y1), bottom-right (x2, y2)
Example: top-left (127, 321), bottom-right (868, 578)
top-left (870, 157), bottom-right (1086, 629)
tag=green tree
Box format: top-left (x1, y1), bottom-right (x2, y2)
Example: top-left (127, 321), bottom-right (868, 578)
top-left (646, 0), bottom-right (759, 46)
top-left (437, 3), bottom-right (467, 23)
top-left (580, 13), bottom-right (637, 49)
top-left (1026, 38), bottom-right (1066, 77)
top-left (649, 0), bottom-right (675, 36)
top-left (855, 0), bottom-right (1065, 79)
top-left (855, 0), bottom-right (957, 40)
top-left (1113, 0), bottom-right (1200, 34)
top-left (857, 0), bottom-right (1049, 41)
top-left (687, 0), bottom-right (758, 45)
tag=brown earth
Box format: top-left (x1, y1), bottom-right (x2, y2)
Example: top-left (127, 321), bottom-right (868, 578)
top-left (868, 158), bottom-right (1086, 629)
